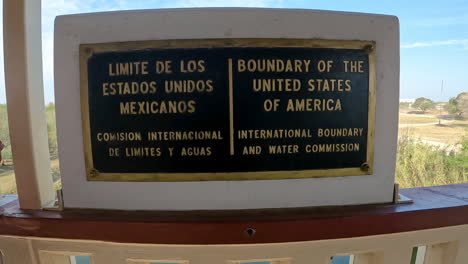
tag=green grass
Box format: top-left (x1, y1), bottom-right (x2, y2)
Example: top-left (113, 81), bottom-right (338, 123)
top-left (45, 103), bottom-right (58, 158)
top-left (0, 104), bottom-right (11, 160)
top-left (396, 130), bottom-right (468, 188)
top-left (0, 103), bottom-right (60, 194)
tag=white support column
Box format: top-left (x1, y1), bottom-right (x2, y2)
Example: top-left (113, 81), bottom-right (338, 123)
top-left (453, 240), bottom-right (468, 264)
top-left (3, 0), bottom-right (55, 209)
top-left (425, 242), bottom-right (458, 264)
top-left (381, 246), bottom-right (414, 264)
top-left (0, 236), bottom-right (37, 264)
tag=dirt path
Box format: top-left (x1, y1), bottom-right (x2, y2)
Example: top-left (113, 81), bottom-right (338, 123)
top-left (400, 113), bottom-right (442, 118)
top-left (399, 120), bottom-right (455, 128)
top-left (399, 112), bottom-right (456, 128)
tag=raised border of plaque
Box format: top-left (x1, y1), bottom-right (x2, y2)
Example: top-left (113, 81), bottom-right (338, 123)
top-left (79, 38), bottom-right (376, 182)
top-left (55, 8), bottom-right (398, 210)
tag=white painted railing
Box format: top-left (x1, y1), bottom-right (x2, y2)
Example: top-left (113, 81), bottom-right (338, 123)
top-left (0, 224), bottom-right (467, 264)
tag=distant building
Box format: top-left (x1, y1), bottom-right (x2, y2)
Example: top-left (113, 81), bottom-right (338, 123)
top-left (400, 98), bottom-right (416, 103)
top-left (435, 102), bottom-right (446, 110)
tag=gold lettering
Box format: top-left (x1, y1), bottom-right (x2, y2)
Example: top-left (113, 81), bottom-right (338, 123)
top-left (102, 83), bottom-right (109, 96)
top-left (305, 143), bottom-right (360, 153)
top-left (242, 146), bottom-right (262, 155)
top-left (237, 59), bottom-right (311, 73)
top-left (181, 147), bottom-right (212, 156)
top-left (268, 145), bottom-right (299, 154)
top-left (343, 60), bottom-right (364, 73)
top-left (108, 63), bottom-right (115, 76)
top-left (155, 61), bottom-right (172, 74)
top-left (120, 100), bottom-right (196, 115)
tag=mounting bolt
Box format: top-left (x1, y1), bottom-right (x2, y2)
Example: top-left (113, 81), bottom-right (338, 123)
top-left (89, 169), bottom-right (98, 178)
top-left (364, 44), bottom-right (374, 52)
top-left (360, 163), bottom-right (370, 172)
top-left (84, 47), bottom-right (93, 55)
top-left (245, 228), bottom-right (256, 237)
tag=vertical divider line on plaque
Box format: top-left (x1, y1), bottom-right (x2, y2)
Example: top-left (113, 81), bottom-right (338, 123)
top-left (228, 58), bottom-right (235, 156)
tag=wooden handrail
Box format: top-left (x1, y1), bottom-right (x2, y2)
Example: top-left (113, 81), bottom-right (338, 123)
top-left (0, 184), bottom-right (466, 244)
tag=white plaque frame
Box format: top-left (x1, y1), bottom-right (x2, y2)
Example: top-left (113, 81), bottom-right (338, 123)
top-left (55, 8), bottom-right (399, 210)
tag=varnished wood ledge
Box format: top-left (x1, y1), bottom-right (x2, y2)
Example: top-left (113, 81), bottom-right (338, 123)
top-left (0, 184), bottom-right (467, 244)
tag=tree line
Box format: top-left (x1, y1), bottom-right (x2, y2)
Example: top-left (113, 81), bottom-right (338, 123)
top-left (401, 92), bottom-right (468, 118)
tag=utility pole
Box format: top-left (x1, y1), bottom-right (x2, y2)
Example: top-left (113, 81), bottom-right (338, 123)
top-left (439, 80), bottom-right (443, 125)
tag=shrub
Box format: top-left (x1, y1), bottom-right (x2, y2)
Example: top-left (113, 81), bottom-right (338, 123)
top-left (396, 130), bottom-right (468, 188)
top-left (413, 97), bottom-right (436, 113)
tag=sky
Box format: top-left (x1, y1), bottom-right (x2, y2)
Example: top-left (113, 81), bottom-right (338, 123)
top-left (0, 0), bottom-right (467, 103)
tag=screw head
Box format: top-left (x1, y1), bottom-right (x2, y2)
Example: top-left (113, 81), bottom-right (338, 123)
top-left (364, 44), bottom-right (374, 52)
top-left (89, 169), bottom-right (98, 178)
top-left (84, 47), bottom-right (93, 55)
top-left (360, 163), bottom-right (370, 172)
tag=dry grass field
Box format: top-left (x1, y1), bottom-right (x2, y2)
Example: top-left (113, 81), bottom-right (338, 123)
top-left (399, 108), bottom-right (468, 144)
top-left (402, 120), bottom-right (468, 144)
top-left (399, 114), bottom-right (439, 124)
